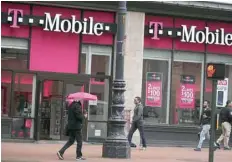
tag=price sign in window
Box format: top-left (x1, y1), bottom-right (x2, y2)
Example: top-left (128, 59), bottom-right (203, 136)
top-left (178, 75), bottom-right (196, 109)
top-left (145, 72), bottom-right (163, 107)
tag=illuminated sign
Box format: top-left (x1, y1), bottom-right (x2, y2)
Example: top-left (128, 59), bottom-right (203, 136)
top-left (206, 63), bottom-right (225, 80)
top-left (148, 21), bottom-right (232, 46)
top-left (6, 8), bottom-right (111, 36)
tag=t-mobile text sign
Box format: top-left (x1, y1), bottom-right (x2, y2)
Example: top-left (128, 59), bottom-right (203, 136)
top-left (149, 21), bottom-right (232, 46)
top-left (7, 8), bottom-right (109, 36)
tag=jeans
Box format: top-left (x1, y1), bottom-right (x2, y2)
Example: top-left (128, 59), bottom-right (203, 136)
top-left (128, 120), bottom-right (147, 147)
top-left (59, 130), bottom-right (83, 158)
top-left (216, 122), bottom-right (231, 148)
top-left (197, 124), bottom-right (210, 148)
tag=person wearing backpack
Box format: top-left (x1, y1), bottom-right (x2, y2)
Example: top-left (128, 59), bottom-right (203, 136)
top-left (214, 100), bottom-right (232, 150)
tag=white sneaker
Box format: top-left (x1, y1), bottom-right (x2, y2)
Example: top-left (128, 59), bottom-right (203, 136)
top-left (139, 147), bottom-right (147, 151)
top-left (76, 157), bottom-right (86, 160)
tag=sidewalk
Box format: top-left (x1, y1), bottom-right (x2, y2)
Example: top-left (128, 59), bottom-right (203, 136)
top-left (2, 142), bottom-right (231, 162)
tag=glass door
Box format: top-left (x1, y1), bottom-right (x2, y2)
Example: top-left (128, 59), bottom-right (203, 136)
top-left (39, 80), bottom-right (64, 140)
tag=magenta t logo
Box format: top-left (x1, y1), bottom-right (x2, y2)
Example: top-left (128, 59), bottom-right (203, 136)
top-left (8, 8), bottom-right (23, 28)
top-left (149, 21), bottom-right (163, 40)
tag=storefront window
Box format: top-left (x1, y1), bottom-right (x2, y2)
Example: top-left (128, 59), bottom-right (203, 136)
top-left (80, 53), bottom-right (86, 74)
top-left (1, 70), bottom-right (12, 117)
top-left (1, 48), bottom-right (28, 70)
top-left (91, 55), bottom-right (110, 75)
top-left (171, 62), bottom-right (202, 125)
top-left (142, 59), bottom-right (169, 124)
top-left (12, 73), bottom-right (33, 117)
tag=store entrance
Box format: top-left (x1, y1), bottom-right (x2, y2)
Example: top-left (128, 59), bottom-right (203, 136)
top-left (34, 74), bottom-right (90, 141)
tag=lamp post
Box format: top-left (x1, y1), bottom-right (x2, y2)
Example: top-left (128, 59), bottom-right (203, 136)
top-left (102, 1), bottom-right (131, 159)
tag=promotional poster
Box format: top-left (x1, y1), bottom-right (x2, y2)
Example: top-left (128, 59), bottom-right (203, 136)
top-left (216, 78), bottom-right (228, 107)
top-left (145, 72), bottom-right (163, 107)
top-left (178, 75), bottom-right (196, 109)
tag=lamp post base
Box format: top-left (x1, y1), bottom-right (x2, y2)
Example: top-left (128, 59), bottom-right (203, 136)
top-left (102, 139), bottom-right (131, 158)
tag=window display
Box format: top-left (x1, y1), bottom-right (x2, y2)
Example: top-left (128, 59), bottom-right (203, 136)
top-left (171, 62), bottom-right (202, 125)
top-left (12, 118), bottom-right (33, 139)
top-left (142, 59), bottom-right (169, 124)
top-left (13, 73), bottom-right (33, 117)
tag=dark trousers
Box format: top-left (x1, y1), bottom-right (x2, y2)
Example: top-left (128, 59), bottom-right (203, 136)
top-left (59, 130), bottom-right (83, 158)
top-left (128, 121), bottom-right (147, 147)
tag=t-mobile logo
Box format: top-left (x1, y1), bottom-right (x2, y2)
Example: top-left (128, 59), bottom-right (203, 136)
top-left (149, 21), bottom-right (163, 40)
top-left (7, 8), bottom-right (23, 28)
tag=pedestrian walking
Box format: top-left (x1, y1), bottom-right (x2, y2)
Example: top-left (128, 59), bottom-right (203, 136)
top-left (214, 100), bottom-right (232, 150)
top-left (57, 100), bottom-right (87, 160)
top-left (128, 96), bottom-right (147, 150)
top-left (194, 100), bottom-right (211, 151)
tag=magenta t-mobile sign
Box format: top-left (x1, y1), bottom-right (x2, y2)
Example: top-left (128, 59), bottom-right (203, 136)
top-left (149, 21), bottom-right (232, 46)
top-left (8, 8), bottom-right (23, 28)
top-left (7, 8), bottom-right (110, 36)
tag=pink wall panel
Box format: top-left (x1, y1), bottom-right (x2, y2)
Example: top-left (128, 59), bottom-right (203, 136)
top-left (144, 16), bottom-right (173, 49)
top-left (82, 11), bottom-right (114, 45)
top-left (29, 6), bottom-right (81, 74)
top-left (206, 22), bottom-right (232, 55)
top-left (1, 2), bottom-right (30, 38)
top-left (174, 18), bottom-right (206, 52)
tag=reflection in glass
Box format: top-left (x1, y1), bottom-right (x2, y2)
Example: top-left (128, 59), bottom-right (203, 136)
top-left (142, 59), bottom-right (169, 124)
top-left (88, 79), bottom-right (109, 121)
top-left (12, 118), bottom-right (33, 139)
top-left (91, 55), bottom-right (110, 75)
top-left (13, 73), bottom-right (33, 117)
top-left (171, 62), bottom-right (202, 125)
top-left (1, 70), bottom-right (12, 117)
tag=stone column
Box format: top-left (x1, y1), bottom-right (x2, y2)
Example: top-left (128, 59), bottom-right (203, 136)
top-left (124, 11), bottom-right (145, 146)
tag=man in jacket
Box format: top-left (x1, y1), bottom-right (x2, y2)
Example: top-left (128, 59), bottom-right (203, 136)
top-left (57, 100), bottom-right (86, 160)
top-left (128, 96), bottom-right (147, 150)
top-left (194, 100), bottom-right (211, 151)
top-left (215, 100), bottom-right (232, 150)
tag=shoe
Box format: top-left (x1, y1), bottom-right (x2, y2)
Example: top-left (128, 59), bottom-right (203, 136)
top-left (194, 148), bottom-right (201, 151)
top-left (224, 147), bottom-right (231, 150)
top-left (139, 147), bottom-right (147, 151)
top-left (214, 142), bottom-right (221, 149)
top-left (57, 151), bottom-right (64, 160)
top-left (76, 157), bottom-right (86, 160)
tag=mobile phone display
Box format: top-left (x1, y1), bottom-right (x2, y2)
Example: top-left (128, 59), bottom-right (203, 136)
top-left (217, 91), bottom-right (224, 106)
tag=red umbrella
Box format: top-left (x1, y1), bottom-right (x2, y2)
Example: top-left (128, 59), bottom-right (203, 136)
top-left (66, 92), bottom-right (97, 101)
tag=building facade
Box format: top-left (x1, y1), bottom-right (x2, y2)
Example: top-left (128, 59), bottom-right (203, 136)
top-left (1, 1), bottom-right (232, 146)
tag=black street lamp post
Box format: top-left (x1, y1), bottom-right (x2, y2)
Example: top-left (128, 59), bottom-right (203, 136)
top-left (102, 1), bottom-right (131, 159)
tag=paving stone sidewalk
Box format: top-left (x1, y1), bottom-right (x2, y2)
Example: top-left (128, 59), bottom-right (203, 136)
top-left (2, 142), bottom-right (231, 162)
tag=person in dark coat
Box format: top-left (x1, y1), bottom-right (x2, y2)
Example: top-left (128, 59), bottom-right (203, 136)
top-left (57, 100), bottom-right (86, 160)
top-left (214, 100), bottom-right (232, 150)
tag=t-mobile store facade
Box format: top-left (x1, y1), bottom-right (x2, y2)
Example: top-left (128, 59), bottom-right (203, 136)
top-left (1, 2), bottom-right (116, 142)
top-left (142, 14), bottom-right (232, 145)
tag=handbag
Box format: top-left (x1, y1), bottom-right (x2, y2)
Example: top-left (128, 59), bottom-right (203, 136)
top-left (64, 124), bottom-right (69, 136)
